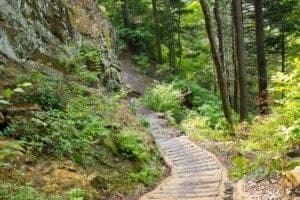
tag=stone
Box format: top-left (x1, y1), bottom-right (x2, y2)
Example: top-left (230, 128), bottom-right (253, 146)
top-left (281, 166), bottom-right (300, 190)
top-left (3, 103), bottom-right (41, 114)
top-left (30, 175), bottom-right (46, 187)
top-left (87, 172), bottom-right (108, 190)
top-left (233, 180), bottom-right (251, 200)
top-left (0, 0), bottom-right (122, 91)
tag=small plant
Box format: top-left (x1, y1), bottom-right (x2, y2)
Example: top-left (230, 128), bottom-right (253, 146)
top-left (0, 82), bottom-right (32, 106)
top-left (0, 183), bottom-right (50, 200)
top-left (140, 117), bottom-right (150, 128)
top-left (65, 188), bottom-right (86, 200)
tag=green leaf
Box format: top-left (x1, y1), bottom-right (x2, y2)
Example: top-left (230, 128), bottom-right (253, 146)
top-left (13, 87), bottom-right (25, 93)
top-left (0, 99), bottom-right (10, 105)
top-left (19, 82), bottom-right (33, 88)
top-left (3, 88), bottom-right (13, 98)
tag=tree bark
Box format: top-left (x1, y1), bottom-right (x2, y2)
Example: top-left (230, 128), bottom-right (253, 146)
top-left (198, 0), bottom-right (233, 129)
top-left (121, 0), bottom-right (135, 50)
top-left (178, 7), bottom-right (183, 68)
top-left (214, 0), bottom-right (225, 69)
top-left (214, 0), bottom-right (231, 108)
top-left (121, 0), bottom-right (131, 29)
top-left (232, 0), bottom-right (248, 121)
top-left (152, 0), bottom-right (163, 63)
top-left (281, 21), bottom-right (285, 74)
top-left (232, 20), bottom-right (239, 113)
top-left (165, 0), bottom-right (176, 69)
top-left (255, 0), bottom-right (268, 115)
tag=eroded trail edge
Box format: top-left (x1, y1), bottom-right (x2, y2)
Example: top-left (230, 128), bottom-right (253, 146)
top-left (138, 108), bottom-right (228, 200)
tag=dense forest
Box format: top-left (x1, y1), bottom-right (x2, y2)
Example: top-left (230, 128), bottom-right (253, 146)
top-left (0, 0), bottom-right (299, 199)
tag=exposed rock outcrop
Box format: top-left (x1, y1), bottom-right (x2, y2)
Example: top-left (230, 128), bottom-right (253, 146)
top-left (0, 0), bottom-right (121, 90)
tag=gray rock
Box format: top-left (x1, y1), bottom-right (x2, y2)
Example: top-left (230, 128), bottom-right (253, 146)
top-left (0, 0), bottom-right (122, 90)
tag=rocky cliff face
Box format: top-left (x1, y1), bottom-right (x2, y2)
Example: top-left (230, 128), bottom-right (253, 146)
top-left (0, 0), bottom-right (120, 89)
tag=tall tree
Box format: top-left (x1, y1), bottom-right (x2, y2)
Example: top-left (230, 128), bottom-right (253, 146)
top-left (232, 0), bottom-right (248, 121)
top-left (152, 0), bottom-right (163, 63)
top-left (198, 0), bottom-right (233, 128)
top-left (165, 0), bottom-right (176, 69)
top-left (213, 0), bottom-right (225, 69)
top-left (255, 0), bottom-right (268, 115)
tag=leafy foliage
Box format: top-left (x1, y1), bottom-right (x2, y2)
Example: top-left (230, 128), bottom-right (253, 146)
top-left (141, 83), bottom-right (183, 114)
top-left (230, 58), bottom-right (300, 178)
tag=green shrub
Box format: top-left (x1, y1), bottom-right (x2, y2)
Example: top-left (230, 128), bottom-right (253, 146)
top-left (0, 183), bottom-right (65, 200)
top-left (140, 117), bottom-right (150, 128)
top-left (133, 54), bottom-right (150, 74)
top-left (18, 72), bottom-right (71, 111)
top-left (65, 188), bottom-right (86, 200)
top-left (128, 165), bottom-right (156, 186)
top-left (116, 129), bottom-right (150, 162)
top-left (78, 70), bottom-right (100, 86)
top-left (3, 111), bottom-right (94, 165)
top-left (142, 83), bottom-right (183, 114)
top-left (180, 111), bottom-right (230, 141)
top-left (57, 41), bottom-right (100, 73)
top-left (230, 58), bottom-right (300, 178)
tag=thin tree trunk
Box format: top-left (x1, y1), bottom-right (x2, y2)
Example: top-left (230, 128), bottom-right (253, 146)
top-left (281, 21), bottom-right (285, 98)
top-left (165, 0), bottom-right (176, 69)
top-left (178, 7), bottom-right (183, 68)
top-left (198, 0), bottom-right (233, 129)
top-left (255, 0), bottom-right (268, 115)
top-left (214, 0), bottom-right (231, 107)
top-left (281, 22), bottom-right (285, 74)
top-left (121, 0), bottom-right (134, 50)
top-left (214, 0), bottom-right (225, 69)
top-left (152, 0), bottom-right (163, 63)
top-left (232, 0), bottom-right (248, 121)
top-left (121, 0), bottom-right (131, 29)
top-left (232, 21), bottom-right (239, 113)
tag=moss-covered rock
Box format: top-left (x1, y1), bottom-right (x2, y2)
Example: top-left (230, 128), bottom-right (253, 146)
top-left (0, 0), bottom-right (121, 90)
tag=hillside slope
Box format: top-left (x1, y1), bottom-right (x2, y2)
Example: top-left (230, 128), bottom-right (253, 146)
top-left (0, 1), bottom-right (164, 199)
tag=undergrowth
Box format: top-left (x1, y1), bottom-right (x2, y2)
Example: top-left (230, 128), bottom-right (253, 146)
top-left (0, 41), bottom-right (163, 198)
top-left (229, 58), bottom-right (300, 179)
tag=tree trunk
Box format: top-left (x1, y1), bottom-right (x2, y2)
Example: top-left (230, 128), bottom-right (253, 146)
top-left (178, 7), bottom-right (183, 68)
top-left (121, 0), bottom-right (135, 50)
top-left (255, 0), bottom-right (268, 115)
top-left (198, 0), bottom-right (233, 129)
top-left (152, 0), bottom-right (163, 63)
top-left (281, 22), bottom-right (285, 74)
top-left (214, 0), bottom-right (231, 108)
top-left (214, 0), bottom-right (225, 69)
top-left (121, 0), bottom-right (131, 29)
top-left (232, 0), bottom-right (248, 121)
top-left (165, 0), bottom-right (176, 69)
top-left (232, 20), bottom-right (239, 113)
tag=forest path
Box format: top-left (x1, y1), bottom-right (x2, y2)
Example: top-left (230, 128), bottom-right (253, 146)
top-left (118, 52), bottom-right (228, 200)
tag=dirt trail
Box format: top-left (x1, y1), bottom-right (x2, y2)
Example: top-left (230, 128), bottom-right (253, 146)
top-left (118, 53), bottom-right (229, 200)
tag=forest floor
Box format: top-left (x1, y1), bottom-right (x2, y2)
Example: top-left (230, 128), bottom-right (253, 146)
top-left (118, 52), bottom-right (285, 200)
